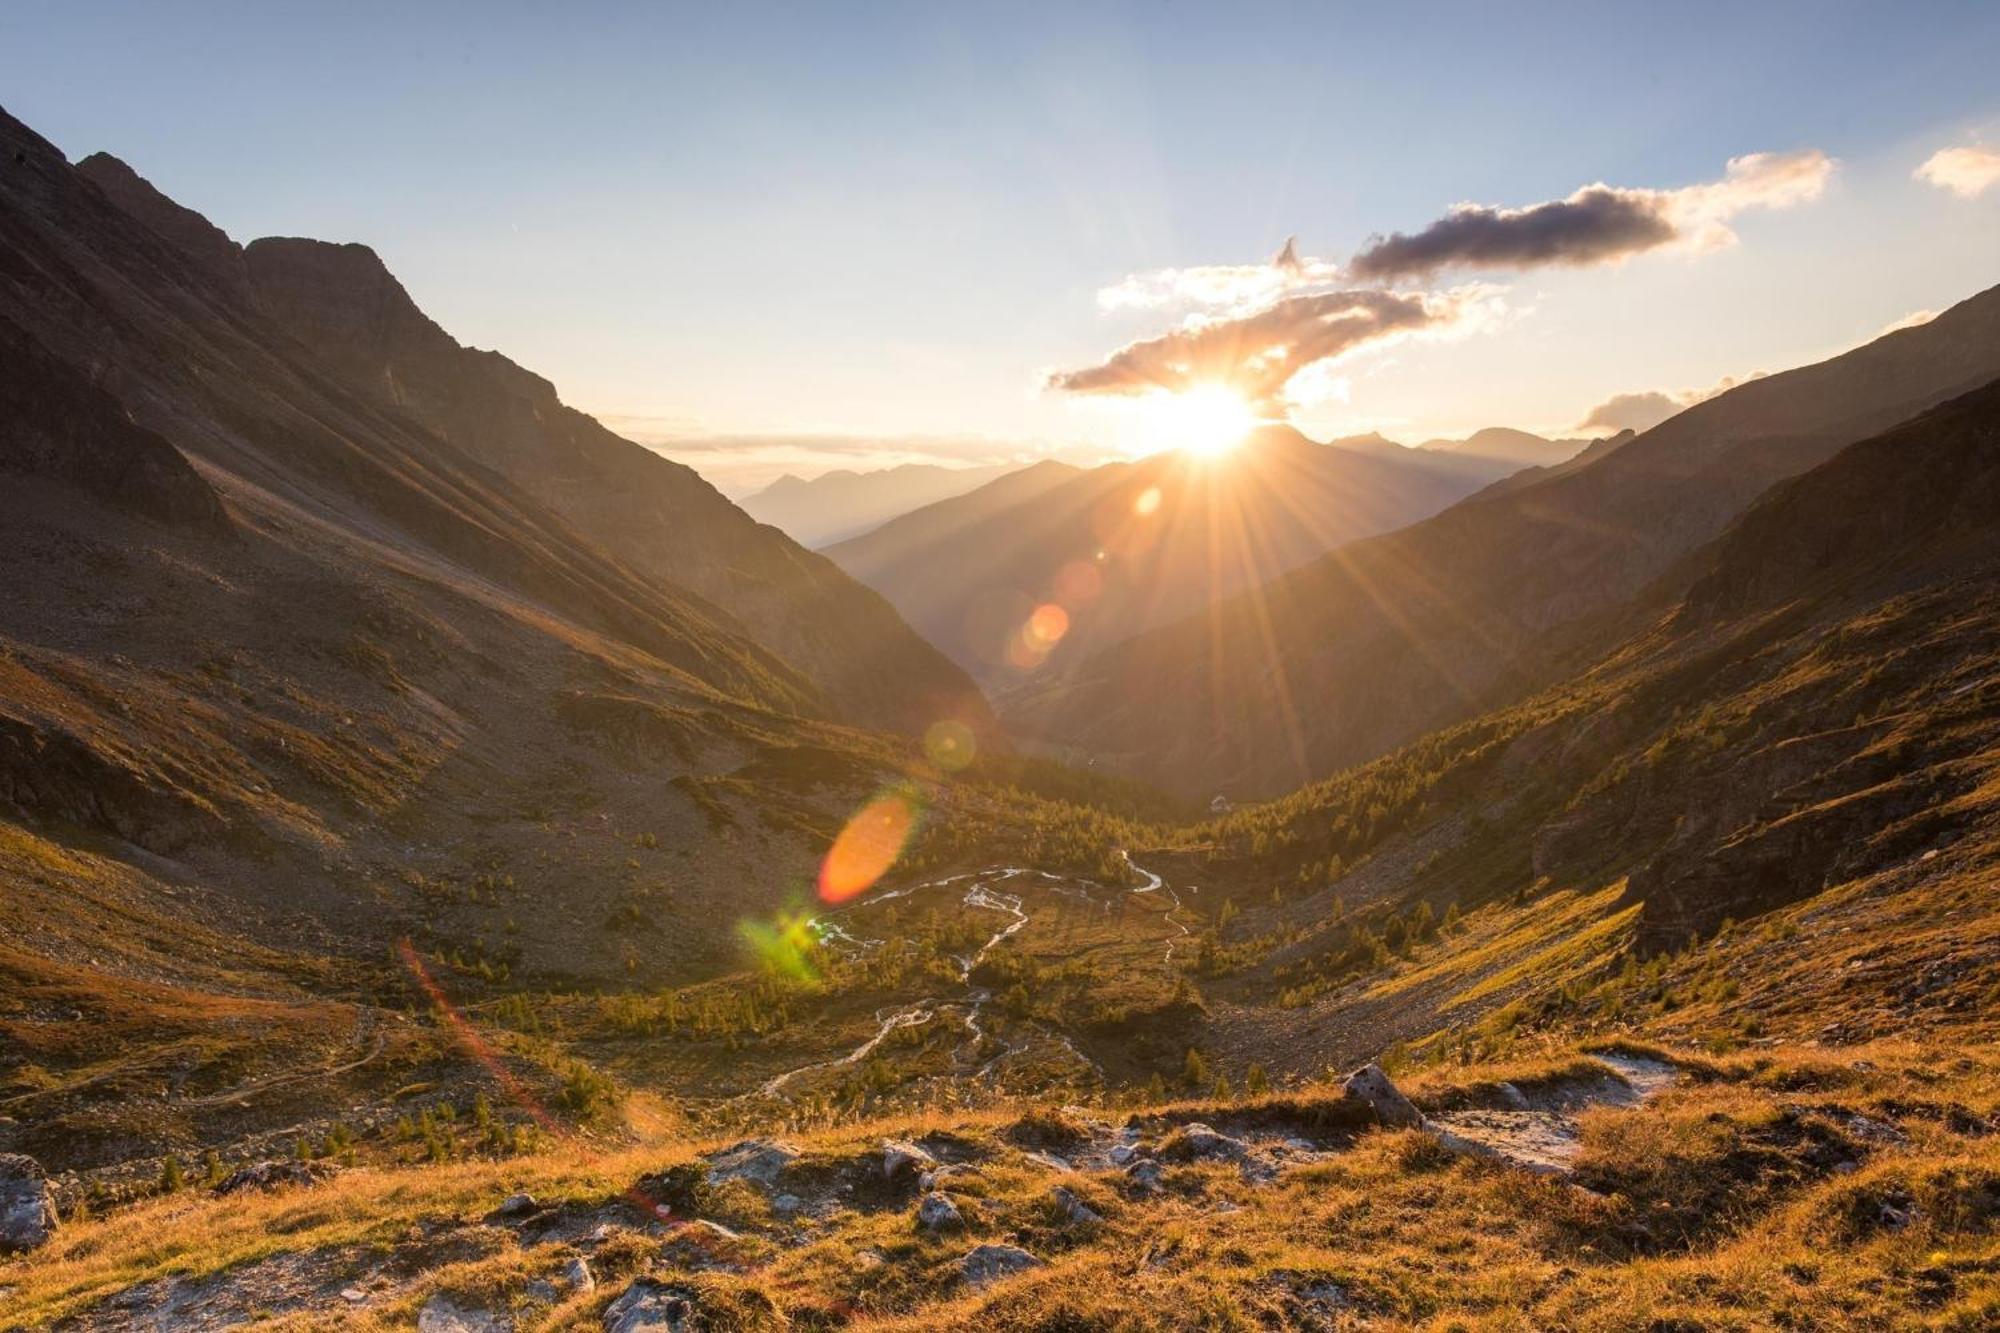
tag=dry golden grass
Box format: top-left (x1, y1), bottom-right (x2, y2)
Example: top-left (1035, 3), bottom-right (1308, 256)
top-left (5, 1039), bottom-right (1994, 1330)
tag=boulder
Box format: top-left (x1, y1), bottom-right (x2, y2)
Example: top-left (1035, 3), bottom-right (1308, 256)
top-left (881, 1138), bottom-right (936, 1180)
top-left (0, 1154), bottom-right (57, 1255)
top-left (1124, 1159), bottom-right (1165, 1194)
top-left (703, 1138), bottom-right (800, 1188)
top-left (564, 1257), bottom-right (595, 1293)
top-left (916, 1191), bottom-right (964, 1231)
top-left (1049, 1185), bottom-right (1103, 1226)
top-left (1162, 1123), bottom-right (1250, 1162)
top-left (488, 1192), bottom-right (540, 1221)
top-left (1340, 1063), bottom-right (1427, 1128)
top-left (959, 1242), bottom-right (1043, 1288)
top-left (603, 1280), bottom-right (700, 1333)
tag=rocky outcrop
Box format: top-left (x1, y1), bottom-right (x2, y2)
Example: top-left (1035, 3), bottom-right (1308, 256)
top-left (1339, 1063), bottom-right (1427, 1128)
top-left (0, 1154), bottom-right (57, 1254)
top-left (702, 1138), bottom-right (799, 1188)
top-left (603, 1280), bottom-right (700, 1333)
top-left (959, 1242), bottom-right (1043, 1288)
top-left (916, 1191), bottom-right (963, 1231)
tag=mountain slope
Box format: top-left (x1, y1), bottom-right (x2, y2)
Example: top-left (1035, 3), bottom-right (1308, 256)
top-left (0, 104), bottom-right (995, 1000)
top-left (1006, 281), bottom-right (2000, 798)
top-left (828, 428), bottom-right (1508, 683)
top-left (741, 461), bottom-right (1022, 548)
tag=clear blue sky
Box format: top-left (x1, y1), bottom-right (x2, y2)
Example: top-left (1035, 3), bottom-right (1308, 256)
top-left (5, 2), bottom-right (1997, 488)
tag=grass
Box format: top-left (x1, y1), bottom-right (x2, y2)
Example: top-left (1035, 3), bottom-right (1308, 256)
top-left (4, 1037), bottom-right (1993, 1330)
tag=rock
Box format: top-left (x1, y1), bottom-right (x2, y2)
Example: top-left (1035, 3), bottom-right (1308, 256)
top-left (916, 1191), bottom-right (964, 1231)
top-left (771, 1193), bottom-right (804, 1215)
top-left (0, 1154), bottom-right (57, 1254)
top-left (417, 1294), bottom-right (510, 1332)
top-left (1024, 1149), bottom-right (1073, 1172)
top-left (488, 1192), bottom-right (539, 1221)
top-left (564, 1257), bottom-right (595, 1293)
top-left (1049, 1185), bottom-right (1103, 1226)
top-left (1495, 1082), bottom-right (1532, 1111)
top-left (702, 1138), bottom-right (799, 1188)
top-left (1340, 1063), bottom-right (1427, 1128)
top-left (882, 1138), bottom-right (937, 1180)
top-left (603, 1279), bottom-right (700, 1333)
top-left (959, 1242), bottom-right (1043, 1288)
top-left (659, 1219), bottom-right (746, 1272)
top-left (213, 1159), bottom-right (339, 1196)
top-left (1162, 1123), bottom-right (1250, 1162)
top-left (1125, 1159), bottom-right (1165, 1193)
top-left (1108, 1143), bottom-right (1138, 1166)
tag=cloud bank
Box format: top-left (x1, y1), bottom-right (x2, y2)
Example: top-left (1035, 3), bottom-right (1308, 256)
top-left (1349, 150), bottom-right (1835, 281)
top-left (1915, 144), bottom-right (2000, 198)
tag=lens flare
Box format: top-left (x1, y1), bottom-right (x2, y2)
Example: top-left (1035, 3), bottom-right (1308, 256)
top-left (1027, 602), bottom-right (1069, 645)
top-left (818, 788), bottom-right (921, 902)
top-left (1054, 559), bottom-right (1103, 606)
top-left (738, 905), bottom-right (822, 981)
top-left (925, 718), bottom-right (977, 771)
top-left (1134, 485), bottom-right (1162, 516)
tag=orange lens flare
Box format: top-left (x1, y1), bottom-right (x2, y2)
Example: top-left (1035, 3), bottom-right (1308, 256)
top-left (818, 788), bottom-right (921, 902)
top-left (1134, 485), bottom-right (1162, 516)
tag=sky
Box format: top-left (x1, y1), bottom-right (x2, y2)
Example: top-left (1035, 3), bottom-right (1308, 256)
top-left (4, 1), bottom-right (1997, 492)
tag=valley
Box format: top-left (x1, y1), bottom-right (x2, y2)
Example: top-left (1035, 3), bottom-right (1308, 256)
top-left (3, 44), bottom-right (1999, 1333)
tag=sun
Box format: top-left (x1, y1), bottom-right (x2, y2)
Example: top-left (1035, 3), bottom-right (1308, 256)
top-left (1166, 384), bottom-right (1257, 459)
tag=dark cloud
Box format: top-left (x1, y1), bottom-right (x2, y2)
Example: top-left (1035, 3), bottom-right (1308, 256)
top-left (1349, 188), bottom-right (1678, 281)
top-left (1348, 150), bottom-right (1834, 282)
top-left (1048, 288), bottom-right (1451, 406)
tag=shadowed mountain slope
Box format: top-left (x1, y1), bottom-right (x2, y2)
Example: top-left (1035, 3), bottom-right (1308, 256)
top-left (828, 428), bottom-right (1511, 684)
top-left (0, 105), bottom-right (1005, 1007)
top-left (1005, 282), bottom-right (2000, 799)
top-left (221, 228), bottom-right (987, 740)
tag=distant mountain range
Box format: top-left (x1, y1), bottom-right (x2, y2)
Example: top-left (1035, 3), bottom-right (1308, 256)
top-left (1002, 281), bottom-right (2000, 798)
top-left (741, 461), bottom-right (1026, 548)
top-left (825, 427), bottom-right (1527, 684)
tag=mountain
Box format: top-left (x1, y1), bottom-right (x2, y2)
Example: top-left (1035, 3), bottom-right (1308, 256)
top-left (827, 428), bottom-right (1512, 684)
top-left (0, 102), bottom-right (1014, 1013)
top-left (1416, 425), bottom-right (1592, 469)
top-left (741, 461), bottom-right (1023, 548)
top-left (1004, 281), bottom-right (2000, 798)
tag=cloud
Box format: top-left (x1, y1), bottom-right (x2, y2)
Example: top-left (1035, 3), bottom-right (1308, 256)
top-left (1575, 371), bottom-right (1766, 436)
top-left (1574, 391), bottom-right (1684, 436)
top-left (1349, 150), bottom-right (1835, 281)
top-left (1097, 235), bottom-right (1343, 312)
top-left (1915, 144), bottom-right (2000, 198)
top-left (1877, 308), bottom-right (1939, 337)
top-left (1049, 285), bottom-right (1497, 407)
